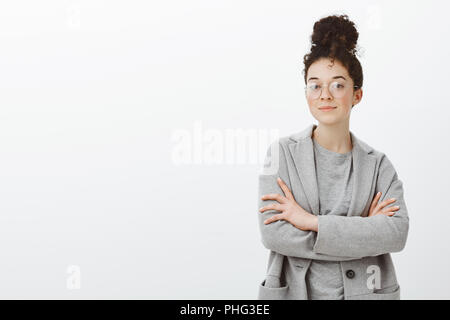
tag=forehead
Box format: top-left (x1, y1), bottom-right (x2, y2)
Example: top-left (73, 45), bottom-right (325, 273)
top-left (307, 58), bottom-right (350, 81)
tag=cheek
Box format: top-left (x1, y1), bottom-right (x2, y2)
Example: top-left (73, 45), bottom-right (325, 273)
top-left (336, 94), bottom-right (353, 109)
top-left (306, 96), bottom-right (317, 108)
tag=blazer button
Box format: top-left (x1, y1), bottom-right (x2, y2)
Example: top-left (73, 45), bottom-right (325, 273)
top-left (346, 270), bottom-right (355, 279)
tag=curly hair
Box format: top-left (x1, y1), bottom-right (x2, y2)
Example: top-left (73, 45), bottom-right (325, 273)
top-left (302, 14), bottom-right (363, 106)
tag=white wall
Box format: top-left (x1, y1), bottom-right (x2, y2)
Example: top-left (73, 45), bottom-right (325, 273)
top-left (0, 0), bottom-right (448, 299)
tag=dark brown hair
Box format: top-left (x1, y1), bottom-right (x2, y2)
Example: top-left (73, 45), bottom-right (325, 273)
top-left (303, 14), bottom-right (363, 106)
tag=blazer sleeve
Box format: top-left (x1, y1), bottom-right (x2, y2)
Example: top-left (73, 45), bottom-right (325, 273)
top-left (312, 153), bottom-right (410, 258)
top-left (258, 140), bottom-right (357, 261)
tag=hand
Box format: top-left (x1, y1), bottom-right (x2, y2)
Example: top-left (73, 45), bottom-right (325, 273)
top-left (259, 177), bottom-right (318, 231)
top-left (367, 192), bottom-right (399, 217)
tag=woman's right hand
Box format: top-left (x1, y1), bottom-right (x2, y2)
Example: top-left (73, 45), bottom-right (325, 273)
top-left (367, 192), bottom-right (400, 217)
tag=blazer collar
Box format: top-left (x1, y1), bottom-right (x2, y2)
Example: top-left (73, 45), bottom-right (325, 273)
top-left (287, 124), bottom-right (377, 217)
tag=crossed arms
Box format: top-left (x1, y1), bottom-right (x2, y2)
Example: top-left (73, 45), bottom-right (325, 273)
top-left (257, 141), bottom-right (410, 261)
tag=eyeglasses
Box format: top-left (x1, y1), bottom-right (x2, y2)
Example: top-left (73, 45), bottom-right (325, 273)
top-left (304, 80), bottom-right (360, 99)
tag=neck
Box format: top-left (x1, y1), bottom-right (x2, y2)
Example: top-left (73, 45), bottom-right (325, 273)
top-left (312, 122), bottom-right (353, 154)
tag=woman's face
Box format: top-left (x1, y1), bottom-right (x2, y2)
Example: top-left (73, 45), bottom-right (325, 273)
top-left (305, 57), bottom-right (362, 126)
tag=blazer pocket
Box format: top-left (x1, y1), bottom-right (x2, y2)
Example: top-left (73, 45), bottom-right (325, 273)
top-left (349, 284), bottom-right (401, 300)
top-left (257, 278), bottom-right (289, 300)
top-left (372, 284), bottom-right (401, 300)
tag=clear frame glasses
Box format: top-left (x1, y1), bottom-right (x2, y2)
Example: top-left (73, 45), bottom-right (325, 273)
top-left (304, 80), bottom-right (360, 99)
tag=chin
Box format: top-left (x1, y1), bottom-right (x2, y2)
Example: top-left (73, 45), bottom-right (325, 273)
top-left (313, 116), bottom-right (340, 126)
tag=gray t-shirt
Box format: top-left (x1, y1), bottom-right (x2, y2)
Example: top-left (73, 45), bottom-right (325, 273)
top-left (305, 137), bottom-right (354, 300)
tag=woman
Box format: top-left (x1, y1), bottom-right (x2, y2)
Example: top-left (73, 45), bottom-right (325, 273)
top-left (257, 14), bottom-right (409, 300)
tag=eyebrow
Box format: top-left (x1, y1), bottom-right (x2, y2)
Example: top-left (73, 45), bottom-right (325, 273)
top-left (307, 76), bottom-right (347, 82)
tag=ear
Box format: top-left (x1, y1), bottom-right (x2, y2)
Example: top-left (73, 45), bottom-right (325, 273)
top-left (353, 88), bottom-right (363, 106)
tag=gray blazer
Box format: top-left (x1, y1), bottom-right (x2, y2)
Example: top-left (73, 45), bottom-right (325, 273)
top-left (257, 124), bottom-right (409, 300)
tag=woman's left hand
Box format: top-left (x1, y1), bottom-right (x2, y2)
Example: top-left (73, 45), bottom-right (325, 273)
top-left (259, 177), bottom-right (318, 232)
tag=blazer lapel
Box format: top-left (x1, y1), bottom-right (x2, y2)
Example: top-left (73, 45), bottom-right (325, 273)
top-left (347, 132), bottom-right (377, 217)
top-left (288, 124), bottom-right (377, 217)
top-left (288, 124), bottom-right (320, 215)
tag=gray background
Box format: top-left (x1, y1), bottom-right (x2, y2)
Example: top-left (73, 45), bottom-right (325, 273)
top-left (0, 0), bottom-right (448, 299)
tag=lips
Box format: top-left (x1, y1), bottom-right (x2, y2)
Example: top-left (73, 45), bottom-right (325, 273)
top-left (319, 106), bottom-right (337, 110)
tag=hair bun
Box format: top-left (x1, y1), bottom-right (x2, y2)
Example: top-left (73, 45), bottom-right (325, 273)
top-left (310, 14), bottom-right (359, 56)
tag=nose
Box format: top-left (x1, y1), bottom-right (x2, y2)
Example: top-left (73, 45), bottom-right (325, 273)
top-left (320, 85), bottom-right (332, 100)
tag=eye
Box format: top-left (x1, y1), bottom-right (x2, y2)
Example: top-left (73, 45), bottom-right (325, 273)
top-left (331, 82), bottom-right (345, 89)
top-left (308, 83), bottom-right (320, 90)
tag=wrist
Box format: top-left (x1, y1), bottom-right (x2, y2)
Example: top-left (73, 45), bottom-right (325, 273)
top-left (308, 214), bottom-right (319, 232)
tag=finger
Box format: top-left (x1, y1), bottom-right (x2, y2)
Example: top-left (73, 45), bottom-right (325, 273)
top-left (371, 205), bottom-right (399, 217)
top-left (264, 213), bottom-right (286, 225)
top-left (368, 192), bottom-right (381, 216)
top-left (259, 203), bottom-right (284, 213)
top-left (375, 197), bottom-right (396, 211)
top-left (277, 177), bottom-right (294, 200)
top-left (369, 192), bottom-right (381, 212)
top-left (261, 193), bottom-right (287, 204)
top-left (381, 205), bottom-right (400, 214)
